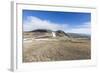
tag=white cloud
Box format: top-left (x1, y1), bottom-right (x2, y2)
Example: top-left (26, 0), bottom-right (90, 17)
top-left (23, 16), bottom-right (91, 34)
top-left (23, 16), bottom-right (68, 31)
top-left (66, 22), bottom-right (91, 34)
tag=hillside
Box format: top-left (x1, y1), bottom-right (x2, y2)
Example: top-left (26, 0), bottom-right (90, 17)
top-left (23, 29), bottom-right (90, 39)
top-left (23, 29), bottom-right (91, 62)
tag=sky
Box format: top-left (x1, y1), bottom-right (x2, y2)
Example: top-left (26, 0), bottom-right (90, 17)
top-left (23, 10), bottom-right (91, 34)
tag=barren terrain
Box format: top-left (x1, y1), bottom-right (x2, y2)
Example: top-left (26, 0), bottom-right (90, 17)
top-left (23, 36), bottom-right (91, 62)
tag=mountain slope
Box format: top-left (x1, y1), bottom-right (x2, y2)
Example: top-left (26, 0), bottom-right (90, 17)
top-left (23, 29), bottom-right (90, 39)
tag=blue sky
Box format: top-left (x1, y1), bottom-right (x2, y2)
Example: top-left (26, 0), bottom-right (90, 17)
top-left (23, 10), bottom-right (91, 34)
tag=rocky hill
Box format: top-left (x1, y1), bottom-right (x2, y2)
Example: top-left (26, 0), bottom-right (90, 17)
top-left (23, 29), bottom-right (90, 39)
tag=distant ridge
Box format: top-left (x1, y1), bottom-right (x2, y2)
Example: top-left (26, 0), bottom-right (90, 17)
top-left (24, 29), bottom-right (90, 39)
top-left (30, 29), bottom-right (52, 33)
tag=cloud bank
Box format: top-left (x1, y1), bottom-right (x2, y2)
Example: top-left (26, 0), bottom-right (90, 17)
top-left (23, 16), bottom-right (91, 34)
